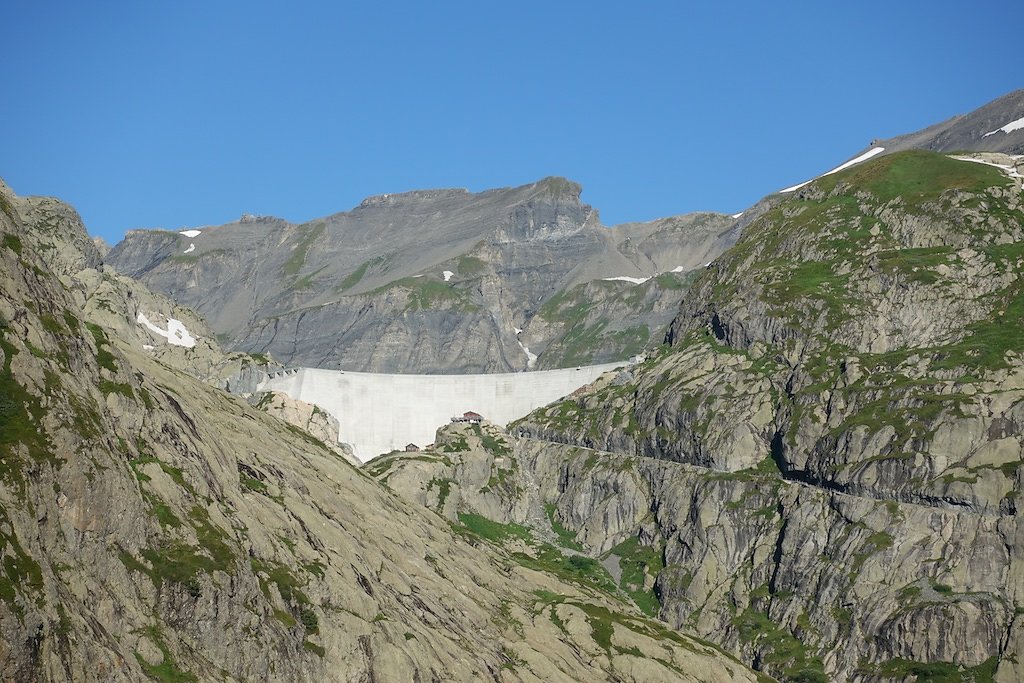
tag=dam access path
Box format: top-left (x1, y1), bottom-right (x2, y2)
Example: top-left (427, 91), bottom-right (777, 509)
top-left (257, 362), bottom-right (628, 462)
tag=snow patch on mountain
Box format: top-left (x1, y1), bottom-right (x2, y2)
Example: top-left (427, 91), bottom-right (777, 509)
top-left (983, 115), bottom-right (1024, 137)
top-left (137, 312), bottom-right (197, 348)
top-left (602, 275), bottom-right (650, 285)
top-left (602, 265), bottom-right (695, 285)
top-left (442, 270), bottom-right (454, 282)
top-left (779, 180), bottom-right (812, 193)
top-left (780, 146), bottom-right (886, 193)
top-left (951, 153), bottom-right (1024, 180)
top-left (183, 243), bottom-right (195, 254)
top-left (517, 339), bottom-right (538, 368)
top-left (179, 229), bottom-right (202, 238)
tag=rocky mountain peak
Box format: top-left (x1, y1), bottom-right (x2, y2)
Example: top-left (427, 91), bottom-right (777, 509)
top-left (492, 177), bottom-right (594, 244)
top-left (238, 212), bottom-right (280, 223)
top-left (532, 175), bottom-right (583, 199)
top-left (106, 175), bottom-right (723, 372)
top-left (7, 193), bottom-right (102, 278)
top-left (357, 187), bottom-right (471, 209)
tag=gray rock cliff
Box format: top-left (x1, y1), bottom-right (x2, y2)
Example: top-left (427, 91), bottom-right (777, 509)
top-left (106, 178), bottom-right (739, 373)
top-left (0, 178), bottom-right (759, 681)
top-left (376, 146), bottom-right (1024, 682)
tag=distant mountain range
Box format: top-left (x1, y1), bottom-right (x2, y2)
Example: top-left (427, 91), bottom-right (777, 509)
top-left (107, 91), bottom-right (1024, 375)
top-left (106, 178), bottom-right (738, 373)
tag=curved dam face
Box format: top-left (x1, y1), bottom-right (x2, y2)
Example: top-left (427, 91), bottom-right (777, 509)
top-left (257, 363), bottom-right (626, 462)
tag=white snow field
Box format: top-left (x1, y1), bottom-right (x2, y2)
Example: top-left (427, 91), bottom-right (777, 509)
top-left (259, 362), bottom-right (626, 462)
top-left (179, 229), bottom-right (202, 238)
top-left (780, 146), bottom-right (886, 193)
top-left (951, 153), bottom-right (1024, 180)
top-left (601, 275), bottom-right (650, 284)
top-left (136, 312), bottom-right (197, 348)
top-left (983, 115), bottom-right (1024, 137)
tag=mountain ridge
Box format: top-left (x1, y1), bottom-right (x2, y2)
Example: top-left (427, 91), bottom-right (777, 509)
top-left (104, 90), bottom-right (1024, 377)
top-left (106, 175), bottom-right (738, 373)
top-left (878, 88), bottom-right (1024, 156)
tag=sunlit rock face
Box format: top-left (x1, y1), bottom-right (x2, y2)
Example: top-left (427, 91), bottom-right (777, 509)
top-left (0, 177), bottom-right (760, 683)
top-left (106, 177), bottom-right (740, 374)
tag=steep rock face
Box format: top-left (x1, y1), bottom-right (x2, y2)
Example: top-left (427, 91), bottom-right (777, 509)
top-left (517, 344), bottom-right (779, 473)
top-left (0, 180), bottom-right (759, 682)
top-left (525, 271), bottom-right (700, 370)
top-left (106, 178), bottom-right (739, 373)
top-left (8, 193), bottom-right (102, 278)
top-left (374, 426), bottom-right (1022, 682)
top-left (2, 187), bottom-right (276, 390)
top-left (250, 391), bottom-right (358, 465)
top-left (367, 150), bottom-right (1024, 680)
top-left (670, 151), bottom-right (1024, 512)
top-left (520, 151), bottom-right (1024, 515)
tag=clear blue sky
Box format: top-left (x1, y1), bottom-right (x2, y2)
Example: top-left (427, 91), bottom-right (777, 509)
top-left (2, 1), bottom-right (1021, 243)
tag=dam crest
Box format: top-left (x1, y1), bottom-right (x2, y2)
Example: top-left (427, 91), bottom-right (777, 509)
top-left (257, 362), bottom-right (628, 462)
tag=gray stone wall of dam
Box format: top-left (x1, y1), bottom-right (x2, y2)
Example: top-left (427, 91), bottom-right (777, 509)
top-left (257, 363), bottom-right (627, 462)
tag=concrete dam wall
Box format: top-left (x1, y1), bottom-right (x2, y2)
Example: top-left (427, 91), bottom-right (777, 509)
top-left (257, 363), bottom-right (626, 462)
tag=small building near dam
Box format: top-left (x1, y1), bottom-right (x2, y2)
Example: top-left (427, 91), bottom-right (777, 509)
top-left (258, 363), bottom-right (626, 462)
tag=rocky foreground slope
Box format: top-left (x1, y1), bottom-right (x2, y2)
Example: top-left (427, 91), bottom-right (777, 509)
top-left (107, 178), bottom-right (739, 373)
top-left (375, 149), bottom-right (1024, 681)
top-left (0, 181), bottom-right (760, 680)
